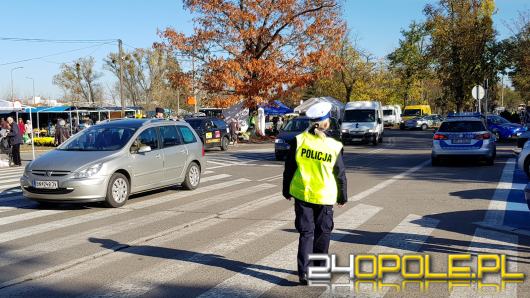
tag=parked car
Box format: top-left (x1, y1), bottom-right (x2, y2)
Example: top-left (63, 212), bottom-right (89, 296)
top-left (400, 105), bottom-right (432, 129)
top-left (184, 117), bottom-right (231, 150)
top-left (21, 119), bottom-right (205, 207)
top-left (404, 114), bottom-right (444, 130)
top-left (486, 115), bottom-right (525, 141)
top-left (432, 114), bottom-right (496, 166)
top-left (274, 116), bottom-right (341, 160)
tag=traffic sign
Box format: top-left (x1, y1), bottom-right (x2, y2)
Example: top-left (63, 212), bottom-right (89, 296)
top-left (472, 85), bottom-right (485, 100)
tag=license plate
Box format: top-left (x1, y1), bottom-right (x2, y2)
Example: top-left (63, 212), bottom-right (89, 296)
top-left (452, 139), bottom-right (471, 144)
top-left (205, 132), bottom-right (212, 139)
top-left (352, 138), bottom-right (362, 142)
top-left (35, 181), bottom-right (58, 189)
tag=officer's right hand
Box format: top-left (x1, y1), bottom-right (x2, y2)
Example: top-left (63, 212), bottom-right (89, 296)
top-left (284, 196), bottom-right (292, 201)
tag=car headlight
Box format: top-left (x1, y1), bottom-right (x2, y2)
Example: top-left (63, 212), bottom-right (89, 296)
top-left (74, 163), bottom-right (103, 179)
top-left (341, 129), bottom-right (349, 133)
top-left (275, 139), bottom-right (285, 144)
top-left (368, 129), bottom-right (375, 133)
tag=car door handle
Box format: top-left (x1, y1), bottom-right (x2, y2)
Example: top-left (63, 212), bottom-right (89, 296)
top-left (155, 154), bottom-right (162, 159)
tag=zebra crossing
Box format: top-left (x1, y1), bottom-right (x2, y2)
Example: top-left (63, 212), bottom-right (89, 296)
top-left (0, 160), bottom-right (525, 297)
top-left (0, 167), bottom-right (23, 197)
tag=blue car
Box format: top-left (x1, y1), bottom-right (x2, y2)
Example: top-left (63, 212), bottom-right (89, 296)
top-left (486, 115), bottom-right (525, 140)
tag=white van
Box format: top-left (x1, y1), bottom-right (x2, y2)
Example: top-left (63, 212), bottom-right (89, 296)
top-left (341, 101), bottom-right (384, 145)
top-left (382, 105), bottom-right (402, 126)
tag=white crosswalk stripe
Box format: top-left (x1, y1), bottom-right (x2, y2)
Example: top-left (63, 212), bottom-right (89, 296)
top-left (0, 168), bottom-right (23, 196)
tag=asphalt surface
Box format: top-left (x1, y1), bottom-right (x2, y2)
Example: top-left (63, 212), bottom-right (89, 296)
top-left (0, 129), bottom-right (529, 297)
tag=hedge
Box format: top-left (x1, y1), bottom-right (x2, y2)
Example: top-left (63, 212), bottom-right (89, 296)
top-left (33, 137), bottom-right (55, 147)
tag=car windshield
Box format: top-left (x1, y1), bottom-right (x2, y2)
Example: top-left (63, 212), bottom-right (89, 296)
top-left (403, 109), bottom-right (421, 116)
top-left (59, 126), bottom-right (137, 151)
top-left (185, 119), bottom-right (203, 129)
top-left (383, 109), bottom-right (393, 116)
top-left (438, 121), bottom-right (486, 132)
top-left (489, 116), bottom-right (510, 124)
top-left (343, 110), bottom-right (375, 122)
top-left (282, 119), bottom-right (310, 132)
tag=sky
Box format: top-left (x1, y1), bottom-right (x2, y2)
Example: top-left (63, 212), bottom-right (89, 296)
top-left (0, 0), bottom-right (528, 101)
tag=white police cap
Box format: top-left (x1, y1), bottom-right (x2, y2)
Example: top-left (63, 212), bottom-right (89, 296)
top-left (306, 102), bottom-right (332, 122)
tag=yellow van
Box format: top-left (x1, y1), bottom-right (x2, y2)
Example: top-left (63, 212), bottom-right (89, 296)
top-left (400, 105), bottom-right (432, 129)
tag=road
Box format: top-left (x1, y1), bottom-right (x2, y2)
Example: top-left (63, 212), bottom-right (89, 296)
top-left (0, 129), bottom-right (529, 297)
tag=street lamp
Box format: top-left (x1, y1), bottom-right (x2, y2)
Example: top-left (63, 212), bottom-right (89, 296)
top-left (10, 66), bottom-right (24, 102)
top-left (26, 77), bottom-right (35, 105)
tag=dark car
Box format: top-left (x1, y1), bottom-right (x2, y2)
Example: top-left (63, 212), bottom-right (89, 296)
top-left (184, 117), bottom-right (231, 150)
top-left (274, 116), bottom-right (341, 160)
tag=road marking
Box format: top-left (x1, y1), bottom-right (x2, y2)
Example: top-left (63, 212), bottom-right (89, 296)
top-left (197, 204), bottom-right (382, 298)
top-left (0, 179), bottom-right (248, 245)
top-left (0, 209), bottom-right (66, 226)
top-left (449, 228), bottom-right (518, 298)
top-left (0, 178), bottom-right (20, 184)
top-left (0, 211), bottom-right (179, 268)
top-left (258, 174), bottom-right (283, 182)
top-left (82, 209), bottom-right (294, 297)
top-left (481, 159), bottom-right (515, 226)
top-left (325, 214), bottom-right (439, 297)
top-left (170, 183), bottom-right (276, 212)
top-left (0, 183), bottom-right (20, 192)
top-left (203, 170), bottom-right (214, 175)
top-left (200, 174), bottom-right (231, 183)
top-left (0, 192), bottom-right (292, 292)
top-left (349, 160), bottom-right (430, 202)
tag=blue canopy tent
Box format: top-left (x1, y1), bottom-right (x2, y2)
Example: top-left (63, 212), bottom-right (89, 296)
top-left (260, 100), bottom-right (293, 115)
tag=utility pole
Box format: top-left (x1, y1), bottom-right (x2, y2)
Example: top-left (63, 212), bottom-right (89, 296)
top-left (10, 66), bottom-right (23, 103)
top-left (118, 39), bottom-right (125, 117)
top-left (192, 56), bottom-right (197, 113)
top-left (501, 75), bottom-right (505, 108)
top-left (26, 77), bottom-right (35, 105)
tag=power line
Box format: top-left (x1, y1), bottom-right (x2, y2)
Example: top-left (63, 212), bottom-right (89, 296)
top-left (0, 37), bottom-right (117, 44)
top-left (0, 42), bottom-right (115, 66)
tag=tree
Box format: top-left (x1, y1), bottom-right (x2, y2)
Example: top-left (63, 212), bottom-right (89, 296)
top-left (104, 47), bottom-right (188, 109)
top-left (388, 22), bottom-right (430, 107)
top-left (502, 12), bottom-right (530, 103)
top-left (424, 0), bottom-right (496, 112)
top-left (53, 57), bottom-right (103, 104)
top-left (162, 0), bottom-right (345, 107)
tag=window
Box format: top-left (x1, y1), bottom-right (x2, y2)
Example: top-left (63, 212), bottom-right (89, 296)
top-left (383, 109), bottom-right (393, 116)
top-left (134, 128), bottom-right (159, 151)
top-left (59, 127), bottom-right (136, 151)
top-left (343, 110), bottom-right (375, 122)
top-left (283, 119), bottom-right (310, 132)
top-left (438, 121), bottom-right (486, 132)
top-left (185, 119), bottom-right (203, 129)
top-left (178, 126), bottom-right (197, 144)
top-left (213, 119), bottom-right (227, 129)
top-left (160, 125), bottom-right (181, 148)
top-left (403, 109), bottom-right (421, 117)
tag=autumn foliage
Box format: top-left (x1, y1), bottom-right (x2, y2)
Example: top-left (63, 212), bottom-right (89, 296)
top-left (162, 0), bottom-right (345, 108)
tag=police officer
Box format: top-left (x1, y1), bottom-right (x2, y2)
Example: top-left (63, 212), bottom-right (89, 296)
top-left (282, 102), bottom-right (347, 285)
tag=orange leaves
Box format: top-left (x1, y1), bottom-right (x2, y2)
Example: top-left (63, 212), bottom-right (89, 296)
top-left (162, 0), bottom-right (344, 107)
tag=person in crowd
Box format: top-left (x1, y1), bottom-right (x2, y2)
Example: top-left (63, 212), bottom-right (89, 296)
top-left (277, 116), bottom-right (284, 132)
top-left (54, 119), bottom-right (70, 146)
top-left (229, 119), bottom-right (240, 146)
top-left (0, 118), bottom-right (8, 130)
top-left (155, 107), bottom-right (165, 119)
top-left (24, 120), bottom-right (32, 143)
top-left (18, 118), bottom-right (25, 137)
top-left (6, 117), bottom-right (22, 167)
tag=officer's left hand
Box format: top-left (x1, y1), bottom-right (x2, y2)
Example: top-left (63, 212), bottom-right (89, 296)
top-left (285, 196), bottom-right (292, 201)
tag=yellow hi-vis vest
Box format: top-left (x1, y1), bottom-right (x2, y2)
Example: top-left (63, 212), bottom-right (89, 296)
top-left (289, 131), bottom-right (343, 205)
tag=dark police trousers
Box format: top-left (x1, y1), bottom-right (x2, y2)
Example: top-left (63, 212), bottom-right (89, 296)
top-left (294, 199), bottom-right (334, 277)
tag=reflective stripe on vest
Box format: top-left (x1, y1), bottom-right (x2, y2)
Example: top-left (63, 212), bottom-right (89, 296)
top-left (289, 131), bottom-right (343, 205)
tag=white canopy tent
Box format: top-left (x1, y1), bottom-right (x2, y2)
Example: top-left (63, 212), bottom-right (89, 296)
top-left (294, 96), bottom-right (345, 120)
top-left (0, 99), bottom-right (36, 160)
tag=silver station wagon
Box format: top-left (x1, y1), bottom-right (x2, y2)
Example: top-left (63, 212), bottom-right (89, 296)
top-left (20, 119), bottom-right (205, 207)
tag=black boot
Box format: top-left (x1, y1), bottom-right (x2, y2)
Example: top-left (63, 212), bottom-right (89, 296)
top-left (299, 274), bottom-right (308, 286)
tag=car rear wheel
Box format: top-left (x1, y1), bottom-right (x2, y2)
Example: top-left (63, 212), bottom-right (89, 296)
top-left (220, 137), bottom-right (229, 151)
top-left (104, 173), bottom-right (129, 208)
top-left (182, 162), bottom-right (201, 190)
top-left (421, 124), bottom-right (428, 131)
top-left (431, 156), bottom-right (440, 166)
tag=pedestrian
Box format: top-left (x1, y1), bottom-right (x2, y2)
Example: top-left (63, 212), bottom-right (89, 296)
top-left (277, 116), bottom-right (284, 132)
top-left (6, 117), bottom-right (22, 167)
top-left (229, 119), bottom-right (240, 146)
top-left (24, 120), bottom-right (32, 143)
top-left (155, 107), bottom-right (165, 119)
top-left (282, 102), bottom-right (347, 285)
top-left (18, 118), bottom-right (26, 137)
top-left (54, 119), bottom-right (70, 146)
top-left (0, 118), bottom-right (8, 129)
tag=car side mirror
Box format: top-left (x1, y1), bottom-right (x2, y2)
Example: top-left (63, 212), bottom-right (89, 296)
top-left (138, 145), bottom-right (152, 154)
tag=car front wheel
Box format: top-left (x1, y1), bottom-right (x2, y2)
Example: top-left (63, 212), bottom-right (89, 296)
top-left (105, 173), bottom-right (130, 208)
